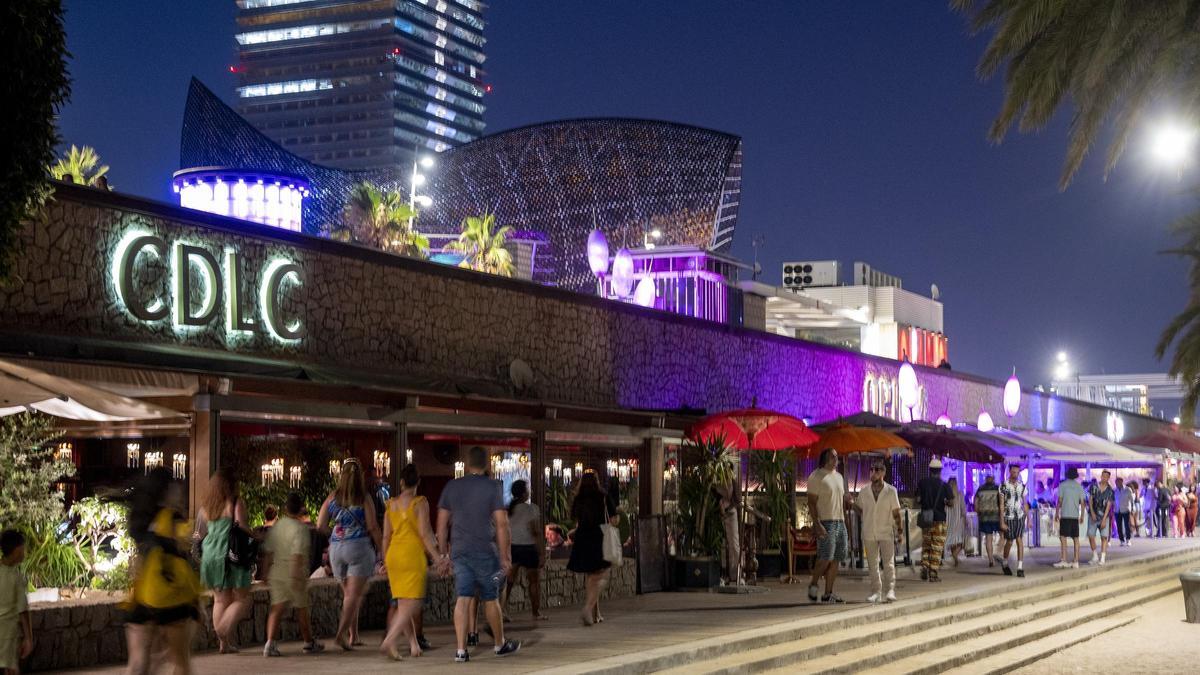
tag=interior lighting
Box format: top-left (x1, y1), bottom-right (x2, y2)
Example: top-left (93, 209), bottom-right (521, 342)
top-left (898, 360), bottom-right (919, 414)
top-left (419, 156), bottom-right (435, 168)
top-left (172, 169), bottom-right (308, 232)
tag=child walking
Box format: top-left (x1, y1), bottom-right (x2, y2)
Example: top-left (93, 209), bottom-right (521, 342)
top-left (263, 493), bottom-right (324, 657)
top-left (0, 530), bottom-right (33, 675)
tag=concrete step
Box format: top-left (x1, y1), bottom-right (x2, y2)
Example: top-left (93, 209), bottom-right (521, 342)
top-left (658, 551), bottom-right (1198, 675)
top-left (560, 546), bottom-right (1200, 675)
top-left (936, 614), bottom-right (1136, 675)
top-left (851, 580), bottom-right (1174, 675)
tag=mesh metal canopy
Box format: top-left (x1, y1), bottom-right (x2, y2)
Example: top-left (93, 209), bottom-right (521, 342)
top-left (180, 79), bottom-right (743, 290)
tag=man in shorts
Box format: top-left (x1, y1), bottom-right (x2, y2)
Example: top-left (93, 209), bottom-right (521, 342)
top-left (1053, 467), bottom-right (1085, 568)
top-left (999, 463), bottom-right (1028, 577)
top-left (806, 448), bottom-right (850, 604)
top-left (437, 446), bottom-right (521, 662)
top-left (1087, 470), bottom-right (1115, 566)
top-left (973, 473), bottom-right (1002, 568)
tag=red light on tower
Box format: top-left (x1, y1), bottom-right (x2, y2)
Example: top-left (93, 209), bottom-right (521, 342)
top-left (229, 65), bottom-right (237, 73)
top-left (392, 47), bottom-right (400, 55)
top-left (484, 84), bottom-right (493, 93)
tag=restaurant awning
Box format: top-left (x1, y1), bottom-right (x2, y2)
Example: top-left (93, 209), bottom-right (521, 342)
top-left (0, 358), bottom-right (186, 421)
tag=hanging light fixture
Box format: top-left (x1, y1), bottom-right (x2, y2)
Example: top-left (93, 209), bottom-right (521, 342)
top-left (611, 247), bottom-right (635, 297)
top-left (977, 410), bottom-right (995, 433)
top-left (587, 229), bottom-right (610, 277)
top-left (126, 442), bottom-right (141, 468)
top-left (1003, 368), bottom-right (1021, 418)
top-left (633, 276), bottom-right (656, 307)
top-left (935, 413), bottom-right (953, 428)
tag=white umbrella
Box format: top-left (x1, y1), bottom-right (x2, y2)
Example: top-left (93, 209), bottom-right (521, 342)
top-left (0, 358), bottom-right (184, 421)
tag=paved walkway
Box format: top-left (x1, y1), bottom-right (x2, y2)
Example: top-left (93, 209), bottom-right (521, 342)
top-left (74, 537), bottom-right (1200, 674)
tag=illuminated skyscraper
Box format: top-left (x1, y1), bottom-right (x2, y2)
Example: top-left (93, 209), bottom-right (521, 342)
top-left (233, 0), bottom-right (486, 171)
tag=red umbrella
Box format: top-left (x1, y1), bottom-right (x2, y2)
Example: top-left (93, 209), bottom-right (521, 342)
top-left (896, 428), bottom-right (1003, 464)
top-left (688, 407), bottom-right (819, 451)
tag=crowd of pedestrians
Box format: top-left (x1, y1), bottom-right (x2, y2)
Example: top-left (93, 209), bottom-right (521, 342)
top-left (45, 445), bottom-right (633, 673)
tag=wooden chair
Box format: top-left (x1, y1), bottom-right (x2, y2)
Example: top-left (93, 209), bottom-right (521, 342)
top-left (783, 525), bottom-right (818, 583)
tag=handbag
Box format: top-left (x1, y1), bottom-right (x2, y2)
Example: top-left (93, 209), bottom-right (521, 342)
top-left (918, 509), bottom-right (935, 529)
top-left (226, 521), bottom-right (259, 569)
top-left (600, 503), bottom-right (622, 565)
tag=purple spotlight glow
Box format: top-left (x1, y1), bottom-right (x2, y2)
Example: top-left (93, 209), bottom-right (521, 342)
top-left (936, 413), bottom-right (952, 428)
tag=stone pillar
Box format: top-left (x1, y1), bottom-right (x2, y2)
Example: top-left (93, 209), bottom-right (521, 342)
top-left (642, 437), bottom-right (665, 517)
top-left (188, 402), bottom-right (219, 519)
top-left (531, 430), bottom-right (547, 517)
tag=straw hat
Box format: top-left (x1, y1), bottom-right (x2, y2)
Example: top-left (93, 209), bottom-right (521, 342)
top-left (929, 457), bottom-right (943, 469)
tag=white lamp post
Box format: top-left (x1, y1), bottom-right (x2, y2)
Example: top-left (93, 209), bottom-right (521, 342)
top-left (898, 358), bottom-right (919, 422)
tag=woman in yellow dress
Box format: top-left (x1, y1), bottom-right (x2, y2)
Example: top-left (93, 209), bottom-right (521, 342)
top-left (380, 464), bottom-right (441, 660)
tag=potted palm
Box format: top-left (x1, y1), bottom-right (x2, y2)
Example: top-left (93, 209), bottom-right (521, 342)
top-left (750, 451), bottom-right (795, 579)
top-left (674, 435), bottom-right (736, 588)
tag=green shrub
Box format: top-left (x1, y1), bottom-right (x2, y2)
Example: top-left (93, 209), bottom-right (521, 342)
top-left (22, 525), bottom-right (86, 590)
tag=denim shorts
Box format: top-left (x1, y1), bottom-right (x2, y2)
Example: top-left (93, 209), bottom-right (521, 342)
top-left (330, 537), bottom-right (375, 579)
top-left (453, 553), bottom-right (503, 601)
top-left (1087, 519), bottom-right (1110, 538)
top-left (816, 520), bottom-right (848, 561)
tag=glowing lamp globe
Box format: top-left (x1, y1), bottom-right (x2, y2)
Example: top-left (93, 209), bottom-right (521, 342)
top-left (586, 230), bottom-right (610, 277)
top-left (612, 247), bottom-right (635, 297)
top-left (1003, 370), bottom-right (1021, 418)
top-left (977, 410), bottom-right (995, 433)
top-left (935, 413), bottom-right (952, 428)
top-left (633, 276), bottom-right (656, 307)
top-left (898, 361), bottom-right (919, 411)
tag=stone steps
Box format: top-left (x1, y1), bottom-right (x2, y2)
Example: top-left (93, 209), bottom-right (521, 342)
top-left (560, 546), bottom-right (1200, 675)
top-left (682, 566), bottom-right (1181, 675)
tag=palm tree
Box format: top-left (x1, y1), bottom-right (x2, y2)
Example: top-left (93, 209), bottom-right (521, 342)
top-left (444, 213), bottom-right (514, 276)
top-left (1157, 203), bottom-right (1200, 418)
top-left (951, 0), bottom-right (1200, 190)
top-left (48, 145), bottom-right (110, 188)
top-left (953, 1), bottom-right (1200, 423)
top-left (334, 182), bottom-right (429, 258)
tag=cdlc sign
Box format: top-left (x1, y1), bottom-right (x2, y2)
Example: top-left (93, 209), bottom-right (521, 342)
top-left (112, 231), bottom-right (305, 341)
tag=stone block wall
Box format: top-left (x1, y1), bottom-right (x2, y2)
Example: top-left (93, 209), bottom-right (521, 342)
top-left (24, 559), bottom-right (635, 671)
top-left (0, 187), bottom-right (1169, 440)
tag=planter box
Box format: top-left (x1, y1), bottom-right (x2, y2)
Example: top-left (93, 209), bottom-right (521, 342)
top-left (756, 551), bottom-right (783, 579)
top-left (674, 556), bottom-right (721, 589)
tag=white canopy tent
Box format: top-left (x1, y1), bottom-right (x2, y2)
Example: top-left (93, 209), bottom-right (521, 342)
top-left (0, 358), bottom-right (184, 421)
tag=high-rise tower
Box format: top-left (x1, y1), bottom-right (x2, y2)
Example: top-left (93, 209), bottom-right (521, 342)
top-left (233, 0), bottom-right (486, 171)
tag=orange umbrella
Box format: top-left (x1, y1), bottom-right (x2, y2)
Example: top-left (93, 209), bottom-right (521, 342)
top-left (804, 423), bottom-right (911, 459)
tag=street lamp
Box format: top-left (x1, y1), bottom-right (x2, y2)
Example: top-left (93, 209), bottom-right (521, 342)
top-left (409, 145), bottom-right (435, 229)
top-left (643, 228), bottom-right (662, 249)
top-left (1149, 120), bottom-right (1197, 171)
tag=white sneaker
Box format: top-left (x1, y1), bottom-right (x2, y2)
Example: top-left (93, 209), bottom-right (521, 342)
top-left (1099, 556), bottom-right (1106, 566)
top-left (885, 590), bottom-right (897, 603)
top-left (866, 592), bottom-right (881, 603)
top-left (1071, 562), bottom-right (1080, 568)
top-left (1052, 561), bottom-right (1069, 569)
top-left (263, 642), bottom-right (281, 658)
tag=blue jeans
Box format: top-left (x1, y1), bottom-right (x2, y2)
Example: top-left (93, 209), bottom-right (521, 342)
top-left (452, 553), bottom-right (502, 600)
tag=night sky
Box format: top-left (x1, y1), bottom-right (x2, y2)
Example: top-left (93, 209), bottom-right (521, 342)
top-left (57, 1), bottom-right (1193, 411)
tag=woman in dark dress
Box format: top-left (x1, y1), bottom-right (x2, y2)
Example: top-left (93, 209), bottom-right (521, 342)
top-left (568, 470), bottom-right (611, 626)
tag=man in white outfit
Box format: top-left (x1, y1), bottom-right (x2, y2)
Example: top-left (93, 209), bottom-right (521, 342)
top-left (854, 459), bottom-right (903, 603)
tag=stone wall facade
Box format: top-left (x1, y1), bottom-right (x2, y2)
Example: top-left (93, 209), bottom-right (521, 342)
top-left (24, 559), bottom-right (635, 671)
top-left (0, 186), bottom-right (1168, 439)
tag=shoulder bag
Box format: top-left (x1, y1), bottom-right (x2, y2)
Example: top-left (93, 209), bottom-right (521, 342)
top-left (600, 501), bottom-right (622, 565)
